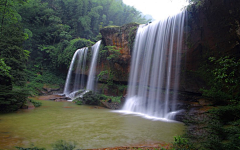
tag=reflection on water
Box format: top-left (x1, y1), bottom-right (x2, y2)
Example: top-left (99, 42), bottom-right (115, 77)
top-left (0, 100), bottom-right (184, 149)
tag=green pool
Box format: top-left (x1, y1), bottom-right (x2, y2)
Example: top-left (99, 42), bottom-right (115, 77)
top-left (0, 99), bottom-right (184, 149)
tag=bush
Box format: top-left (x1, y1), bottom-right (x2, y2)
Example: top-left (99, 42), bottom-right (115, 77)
top-left (25, 70), bottom-right (64, 96)
top-left (15, 140), bottom-right (76, 150)
top-left (52, 140), bottom-right (76, 150)
top-left (73, 91), bottom-right (100, 105)
top-left (172, 136), bottom-right (196, 150)
top-left (107, 96), bottom-right (121, 103)
top-left (29, 99), bottom-right (42, 107)
top-left (0, 86), bottom-right (29, 112)
top-left (201, 56), bottom-right (240, 104)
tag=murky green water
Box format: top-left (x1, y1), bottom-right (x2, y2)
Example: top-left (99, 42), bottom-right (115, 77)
top-left (0, 100), bottom-right (184, 149)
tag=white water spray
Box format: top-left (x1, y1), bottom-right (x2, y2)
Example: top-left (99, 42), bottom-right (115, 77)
top-left (122, 11), bottom-right (186, 120)
top-left (63, 47), bottom-right (88, 98)
top-left (63, 41), bottom-right (101, 99)
top-left (86, 40), bottom-right (101, 91)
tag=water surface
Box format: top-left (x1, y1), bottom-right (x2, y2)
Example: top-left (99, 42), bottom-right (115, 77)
top-left (0, 100), bottom-right (184, 149)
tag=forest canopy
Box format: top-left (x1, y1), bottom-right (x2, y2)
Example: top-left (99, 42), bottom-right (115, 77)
top-left (0, 0), bottom-right (151, 112)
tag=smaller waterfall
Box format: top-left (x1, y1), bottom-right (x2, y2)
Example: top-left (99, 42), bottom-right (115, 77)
top-left (63, 47), bottom-right (88, 98)
top-left (63, 40), bottom-right (101, 99)
top-left (86, 40), bottom-right (101, 91)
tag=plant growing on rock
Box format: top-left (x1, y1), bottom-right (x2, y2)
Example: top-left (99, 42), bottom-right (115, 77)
top-left (73, 91), bottom-right (100, 105)
top-left (29, 99), bottom-right (42, 107)
top-left (106, 46), bottom-right (122, 64)
top-left (201, 56), bottom-right (240, 104)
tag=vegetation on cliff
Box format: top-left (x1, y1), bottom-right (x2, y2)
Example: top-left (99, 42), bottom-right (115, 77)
top-left (182, 0), bottom-right (240, 149)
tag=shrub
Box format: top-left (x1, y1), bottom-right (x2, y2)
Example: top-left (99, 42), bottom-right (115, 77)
top-left (15, 146), bottom-right (45, 150)
top-left (52, 140), bottom-right (76, 150)
top-left (29, 99), bottom-right (42, 107)
top-left (73, 91), bottom-right (100, 105)
top-left (172, 136), bottom-right (196, 150)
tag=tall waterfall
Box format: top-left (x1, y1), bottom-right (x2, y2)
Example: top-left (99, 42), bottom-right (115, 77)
top-left (122, 11), bottom-right (185, 120)
top-left (63, 47), bottom-right (88, 98)
top-left (86, 40), bottom-right (101, 91)
top-left (63, 40), bottom-right (101, 99)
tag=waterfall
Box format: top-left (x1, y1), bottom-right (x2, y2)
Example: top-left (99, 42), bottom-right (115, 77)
top-left (63, 47), bottom-right (88, 98)
top-left (63, 40), bottom-right (101, 99)
top-left (86, 40), bottom-right (101, 91)
top-left (122, 11), bottom-right (185, 120)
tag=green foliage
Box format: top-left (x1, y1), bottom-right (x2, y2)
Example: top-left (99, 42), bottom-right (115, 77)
top-left (25, 70), bottom-right (64, 96)
top-left (16, 140), bottom-right (77, 150)
top-left (98, 44), bottom-right (109, 63)
top-left (97, 94), bottom-right (108, 100)
top-left (29, 99), bottom-right (42, 107)
top-left (107, 96), bottom-right (121, 103)
top-left (201, 56), bottom-right (240, 104)
top-left (97, 70), bottom-right (127, 96)
top-left (188, 0), bottom-right (205, 7)
top-left (16, 146), bottom-right (45, 150)
top-left (52, 140), bottom-right (76, 150)
top-left (0, 0), bottom-right (27, 32)
top-left (158, 136), bottom-right (196, 150)
top-left (106, 46), bottom-right (121, 63)
top-left (73, 92), bottom-right (122, 106)
top-left (17, 0), bottom-right (150, 75)
top-left (0, 58), bottom-right (11, 78)
top-left (97, 70), bottom-right (114, 93)
top-left (0, 0), bottom-right (151, 112)
top-left (0, 23), bottom-right (29, 86)
top-left (209, 56), bottom-right (240, 85)
top-left (172, 136), bottom-right (196, 150)
top-left (190, 56), bottom-right (240, 149)
top-left (97, 70), bottom-right (112, 83)
top-left (73, 91), bottom-right (100, 105)
top-left (198, 104), bottom-right (240, 150)
top-left (187, 55), bottom-right (240, 150)
top-left (55, 38), bottom-right (94, 68)
top-left (0, 86), bottom-right (29, 112)
top-left (99, 45), bottom-right (122, 64)
top-left (74, 99), bottom-right (83, 105)
top-left (0, 3), bottom-right (29, 112)
top-left (128, 26), bottom-right (138, 51)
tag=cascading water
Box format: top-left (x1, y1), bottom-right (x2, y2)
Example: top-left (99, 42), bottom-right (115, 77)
top-left (63, 40), bottom-right (101, 99)
top-left (63, 47), bottom-right (88, 98)
top-left (86, 40), bottom-right (101, 91)
top-left (122, 11), bottom-right (186, 120)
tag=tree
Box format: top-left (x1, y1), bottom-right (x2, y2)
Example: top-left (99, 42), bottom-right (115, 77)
top-left (0, 0), bottom-right (27, 32)
top-left (0, 0), bottom-right (29, 112)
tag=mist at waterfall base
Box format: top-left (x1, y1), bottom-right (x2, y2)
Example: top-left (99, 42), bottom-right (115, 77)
top-left (117, 11), bottom-right (186, 121)
top-left (63, 41), bottom-right (101, 99)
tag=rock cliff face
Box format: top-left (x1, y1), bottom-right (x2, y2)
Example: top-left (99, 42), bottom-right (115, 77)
top-left (98, 23), bottom-right (139, 82)
top-left (181, 0), bottom-right (240, 93)
top-left (100, 23), bottom-right (139, 62)
top-left (99, 0), bottom-right (240, 94)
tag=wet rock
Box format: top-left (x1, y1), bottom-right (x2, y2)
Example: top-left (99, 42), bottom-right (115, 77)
top-left (198, 98), bottom-right (213, 106)
top-left (54, 99), bottom-right (62, 102)
top-left (100, 101), bottom-right (120, 110)
top-left (99, 23), bottom-right (139, 82)
top-left (41, 84), bottom-right (62, 95)
top-left (49, 96), bottom-right (71, 101)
